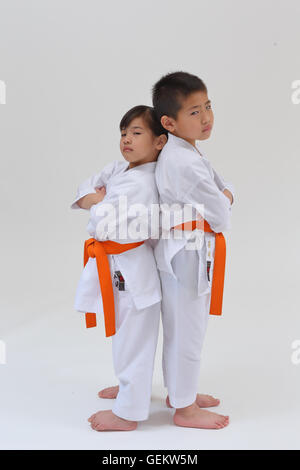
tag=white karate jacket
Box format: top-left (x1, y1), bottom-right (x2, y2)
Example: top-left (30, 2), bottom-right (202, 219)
top-left (154, 132), bottom-right (235, 283)
top-left (71, 160), bottom-right (162, 314)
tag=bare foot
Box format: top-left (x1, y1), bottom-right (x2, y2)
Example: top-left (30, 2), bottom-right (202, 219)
top-left (98, 386), bottom-right (220, 410)
top-left (166, 393), bottom-right (220, 409)
top-left (98, 385), bottom-right (119, 399)
top-left (88, 410), bottom-right (137, 431)
top-left (173, 402), bottom-right (229, 429)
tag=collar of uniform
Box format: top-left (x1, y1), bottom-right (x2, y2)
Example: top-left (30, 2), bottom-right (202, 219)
top-left (125, 161), bottom-right (156, 173)
top-left (195, 140), bottom-right (205, 157)
top-left (167, 132), bottom-right (204, 157)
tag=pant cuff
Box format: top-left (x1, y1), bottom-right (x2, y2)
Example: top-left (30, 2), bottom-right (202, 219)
top-left (168, 394), bottom-right (196, 409)
top-left (112, 403), bottom-right (149, 422)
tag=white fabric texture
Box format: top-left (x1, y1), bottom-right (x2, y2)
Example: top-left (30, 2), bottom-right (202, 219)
top-left (155, 132), bottom-right (234, 407)
top-left (71, 160), bottom-right (162, 312)
top-left (110, 258), bottom-right (161, 421)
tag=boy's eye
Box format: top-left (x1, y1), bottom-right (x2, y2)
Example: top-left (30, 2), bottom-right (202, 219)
top-left (191, 105), bottom-right (212, 115)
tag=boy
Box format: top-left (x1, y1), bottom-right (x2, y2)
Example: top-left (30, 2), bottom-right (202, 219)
top-left (152, 71), bottom-right (235, 429)
top-left (71, 105), bottom-right (167, 431)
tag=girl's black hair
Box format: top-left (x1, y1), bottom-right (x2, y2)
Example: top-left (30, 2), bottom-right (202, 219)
top-left (119, 105), bottom-right (168, 137)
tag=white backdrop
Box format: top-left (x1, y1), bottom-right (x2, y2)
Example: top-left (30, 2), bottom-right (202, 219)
top-left (0, 0), bottom-right (300, 450)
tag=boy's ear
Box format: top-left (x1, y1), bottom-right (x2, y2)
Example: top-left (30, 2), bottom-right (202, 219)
top-left (161, 115), bottom-right (175, 132)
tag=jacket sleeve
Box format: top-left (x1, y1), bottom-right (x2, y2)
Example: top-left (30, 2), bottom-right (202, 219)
top-left (212, 167), bottom-right (235, 205)
top-left (178, 152), bottom-right (232, 233)
top-left (70, 161), bottom-right (118, 210)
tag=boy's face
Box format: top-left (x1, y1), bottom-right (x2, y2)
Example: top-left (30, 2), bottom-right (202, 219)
top-left (161, 90), bottom-right (214, 146)
top-left (120, 116), bottom-right (166, 168)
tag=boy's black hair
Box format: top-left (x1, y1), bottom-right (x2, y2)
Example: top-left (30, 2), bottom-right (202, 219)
top-left (119, 105), bottom-right (168, 137)
top-left (152, 71), bottom-right (207, 121)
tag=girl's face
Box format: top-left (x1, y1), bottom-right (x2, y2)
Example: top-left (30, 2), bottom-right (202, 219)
top-left (120, 117), bottom-right (166, 169)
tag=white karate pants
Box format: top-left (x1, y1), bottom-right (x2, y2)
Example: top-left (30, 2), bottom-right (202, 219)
top-left (110, 257), bottom-right (161, 421)
top-left (159, 233), bottom-right (215, 409)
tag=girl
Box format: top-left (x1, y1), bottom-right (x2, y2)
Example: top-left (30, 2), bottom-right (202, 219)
top-left (71, 105), bottom-right (167, 431)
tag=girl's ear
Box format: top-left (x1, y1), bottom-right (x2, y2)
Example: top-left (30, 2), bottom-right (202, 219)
top-left (156, 133), bottom-right (168, 150)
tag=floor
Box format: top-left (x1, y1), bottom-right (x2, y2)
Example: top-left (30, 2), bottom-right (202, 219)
top-left (1, 303), bottom-right (299, 450)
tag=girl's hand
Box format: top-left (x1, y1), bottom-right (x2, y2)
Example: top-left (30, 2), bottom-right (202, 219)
top-left (76, 187), bottom-right (106, 209)
top-left (94, 186), bottom-right (106, 203)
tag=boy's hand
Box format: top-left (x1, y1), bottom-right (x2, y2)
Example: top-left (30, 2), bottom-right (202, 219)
top-left (76, 186), bottom-right (106, 209)
top-left (223, 188), bottom-right (233, 205)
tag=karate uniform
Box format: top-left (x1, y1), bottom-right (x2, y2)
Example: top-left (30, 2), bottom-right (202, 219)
top-left (71, 160), bottom-right (161, 421)
top-left (155, 133), bottom-right (235, 408)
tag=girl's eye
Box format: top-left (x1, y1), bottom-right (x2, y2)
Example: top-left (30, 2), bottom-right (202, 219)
top-left (191, 111), bottom-right (199, 115)
top-left (206, 105), bottom-right (212, 110)
top-left (121, 132), bottom-right (141, 136)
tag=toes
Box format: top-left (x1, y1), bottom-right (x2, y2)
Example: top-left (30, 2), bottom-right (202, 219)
top-left (210, 397), bottom-right (220, 402)
top-left (94, 423), bottom-right (104, 431)
top-left (216, 420), bottom-right (226, 428)
top-left (214, 414), bottom-right (229, 428)
top-left (217, 418), bottom-right (229, 428)
top-left (91, 419), bottom-right (102, 431)
top-left (98, 386), bottom-right (118, 399)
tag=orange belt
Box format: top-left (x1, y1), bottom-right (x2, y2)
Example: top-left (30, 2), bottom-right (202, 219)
top-left (83, 238), bottom-right (144, 336)
top-left (172, 219), bottom-right (226, 316)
